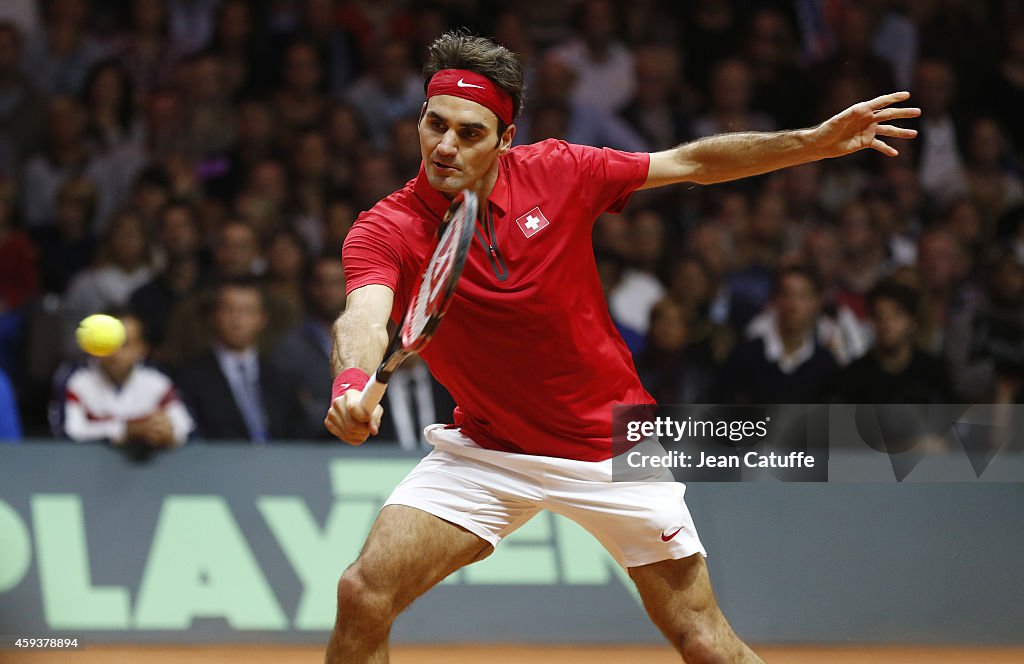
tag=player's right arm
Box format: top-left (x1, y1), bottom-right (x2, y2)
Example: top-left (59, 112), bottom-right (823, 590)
top-left (324, 284), bottom-right (394, 445)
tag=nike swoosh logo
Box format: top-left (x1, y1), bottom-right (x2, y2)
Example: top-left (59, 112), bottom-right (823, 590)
top-left (339, 383), bottom-right (350, 390)
top-left (661, 527), bottom-right (683, 542)
top-left (457, 78), bottom-right (485, 89)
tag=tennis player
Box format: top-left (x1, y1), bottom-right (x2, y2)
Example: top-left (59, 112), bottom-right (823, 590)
top-left (324, 32), bottom-right (919, 663)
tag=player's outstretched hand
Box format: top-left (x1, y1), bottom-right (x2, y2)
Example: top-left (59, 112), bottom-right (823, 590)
top-left (813, 91), bottom-right (920, 159)
top-left (324, 390), bottom-right (384, 445)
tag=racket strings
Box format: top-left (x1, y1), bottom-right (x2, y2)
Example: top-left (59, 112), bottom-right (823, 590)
top-left (402, 194), bottom-right (475, 346)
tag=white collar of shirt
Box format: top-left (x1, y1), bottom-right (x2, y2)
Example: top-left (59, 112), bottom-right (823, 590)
top-left (762, 321), bottom-right (816, 374)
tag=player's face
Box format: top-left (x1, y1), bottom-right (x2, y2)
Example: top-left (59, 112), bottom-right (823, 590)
top-left (419, 95), bottom-right (514, 197)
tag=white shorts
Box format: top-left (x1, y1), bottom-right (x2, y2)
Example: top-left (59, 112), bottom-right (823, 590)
top-left (383, 424), bottom-right (706, 569)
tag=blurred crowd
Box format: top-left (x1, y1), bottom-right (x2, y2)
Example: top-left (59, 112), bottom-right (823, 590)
top-left (0, 0), bottom-right (1022, 447)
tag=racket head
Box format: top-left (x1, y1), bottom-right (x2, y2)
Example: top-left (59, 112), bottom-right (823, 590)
top-left (398, 189), bottom-right (477, 353)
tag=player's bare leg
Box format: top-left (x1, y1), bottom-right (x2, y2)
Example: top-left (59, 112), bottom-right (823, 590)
top-left (325, 504), bottom-right (492, 664)
top-left (630, 553), bottom-right (765, 664)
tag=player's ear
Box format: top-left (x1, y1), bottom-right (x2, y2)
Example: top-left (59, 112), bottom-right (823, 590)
top-left (498, 123), bottom-right (515, 155)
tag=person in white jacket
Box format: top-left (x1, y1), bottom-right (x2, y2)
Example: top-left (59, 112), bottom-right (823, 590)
top-left (61, 310), bottom-right (193, 447)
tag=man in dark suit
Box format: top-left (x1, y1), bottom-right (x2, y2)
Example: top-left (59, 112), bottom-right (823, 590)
top-left (275, 255), bottom-right (455, 444)
top-left (176, 279), bottom-right (304, 442)
top-left (273, 255), bottom-right (345, 439)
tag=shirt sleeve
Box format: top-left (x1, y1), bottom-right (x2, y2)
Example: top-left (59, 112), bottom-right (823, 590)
top-left (562, 142), bottom-right (650, 215)
top-left (342, 215), bottom-right (403, 295)
top-left (63, 390), bottom-right (127, 443)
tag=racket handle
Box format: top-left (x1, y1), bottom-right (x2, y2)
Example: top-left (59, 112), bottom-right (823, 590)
top-left (359, 373), bottom-right (388, 412)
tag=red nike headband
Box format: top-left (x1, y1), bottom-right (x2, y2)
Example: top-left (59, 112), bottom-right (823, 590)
top-left (426, 69), bottom-right (514, 126)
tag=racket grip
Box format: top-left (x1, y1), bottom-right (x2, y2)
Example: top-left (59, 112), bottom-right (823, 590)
top-left (359, 374), bottom-right (387, 412)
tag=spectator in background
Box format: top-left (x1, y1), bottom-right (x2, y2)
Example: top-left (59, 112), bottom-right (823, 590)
top-left (915, 228), bottom-right (972, 353)
top-left (912, 58), bottom-right (968, 204)
top-left (323, 101), bottom-right (368, 193)
top-left (595, 248), bottom-right (645, 355)
top-left (21, 0), bottom-right (107, 96)
top-left (284, 0), bottom-right (359, 96)
top-left (692, 58), bottom-right (776, 138)
top-left (181, 49), bottom-right (235, 160)
top-left (263, 226), bottom-right (308, 327)
top-left (987, 19), bottom-right (1024, 155)
top-left (0, 179), bottom-right (38, 314)
top-left (111, 0), bottom-right (179, 96)
top-left (802, 223), bottom-right (872, 364)
top-left (273, 254), bottom-right (345, 439)
top-left (323, 197), bottom-right (356, 257)
top-left (234, 158), bottom-right (290, 240)
top-left (942, 198), bottom-right (986, 272)
top-left (918, 0), bottom-right (997, 102)
top-left (945, 250), bottom-right (1024, 403)
top-left (741, 8), bottom-right (812, 131)
top-left (514, 51), bottom-right (647, 152)
top-left (619, 44), bottom-right (693, 151)
top-left (165, 0), bottom-right (222, 57)
top-left (61, 208), bottom-right (154, 354)
top-left (866, 0), bottom-right (919, 91)
top-left (960, 116), bottom-right (1024, 234)
top-left (21, 96), bottom-right (117, 230)
top-left (835, 281), bottom-right (951, 404)
top-left (607, 208), bottom-right (667, 337)
top-left (175, 279), bottom-right (304, 441)
top-left (679, 0), bottom-right (740, 91)
top-left (636, 296), bottom-right (717, 406)
top-left (60, 310), bottom-right (193, 447)
top-left (158, 218), bottom-right (259, 365)
top-left (290, 128), bottom-right (331, 247)
top-left (809, 3), bottom-right (897, 102)
top-left (665, 254), bottom-right (736, 365)
top-left (205, 97), bottom-right (280, 204)
top-left (550, 0), bottom-right (635, 113)
top-left (0, 21), bottom-right (46, 176)
top-left (80, 59), bottom-right (143, 152)
top-left (867, 162), bottom-right (923, 268)
top-left (719, 266), bottom-right (839, 403)
top-left (129, 200), bottom-right (204, 347)
top-left (686, 220), bottom-right (760, 333)
top-left (0, 366), bottom-right (22, 441)
top-left (390, 117), bottom-right (424, 180)
top-left (30, 177), bottom-right (98, 295)
top-left (344, 38), bottom-right (422, 149)
top-left (206, 0), bottom-right (261, 98)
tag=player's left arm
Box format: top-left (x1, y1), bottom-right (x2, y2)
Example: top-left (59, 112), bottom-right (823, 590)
top-left (640, 91), bottom-right (920, 190)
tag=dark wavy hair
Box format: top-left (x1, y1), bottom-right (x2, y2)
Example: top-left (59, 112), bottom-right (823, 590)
top-left (422, 30), bottom-right (526, 133)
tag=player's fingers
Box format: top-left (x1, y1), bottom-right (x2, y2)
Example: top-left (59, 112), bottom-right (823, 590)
top-left (343, 390), bottom-right (374, 423)
top-left (370, 405), bottom-right (384, 436)
top-left (870, 138), bottom-right (898, 157)
top-left (871, 106), bottom-right (921, 122)
top-left (875, 124), bottom-right (918, 139)
top-left (324, 405), bottom-right (370, 444)
top-left (867, 90), bottom-right (910, 110)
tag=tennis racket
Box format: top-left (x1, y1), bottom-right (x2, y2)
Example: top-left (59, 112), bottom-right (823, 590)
top-left (359, 189), bottom-right (478, 411)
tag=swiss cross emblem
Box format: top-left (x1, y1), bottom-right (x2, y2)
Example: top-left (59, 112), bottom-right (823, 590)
top-left (515, 207), bottom-right (551, 238)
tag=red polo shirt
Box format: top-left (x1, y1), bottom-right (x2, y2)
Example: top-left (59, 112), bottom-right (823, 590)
top-left (343, 139), bottom-right (654, 461)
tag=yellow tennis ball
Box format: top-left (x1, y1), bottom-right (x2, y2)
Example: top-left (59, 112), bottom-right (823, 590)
top-left (76, 314), bottom-right (126, 357)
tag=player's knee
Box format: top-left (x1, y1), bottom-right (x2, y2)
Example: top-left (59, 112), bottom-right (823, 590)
top-left (678, 633), bottom-right (727, 664)
top-left (335, 565), bottom-right (396, 629)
